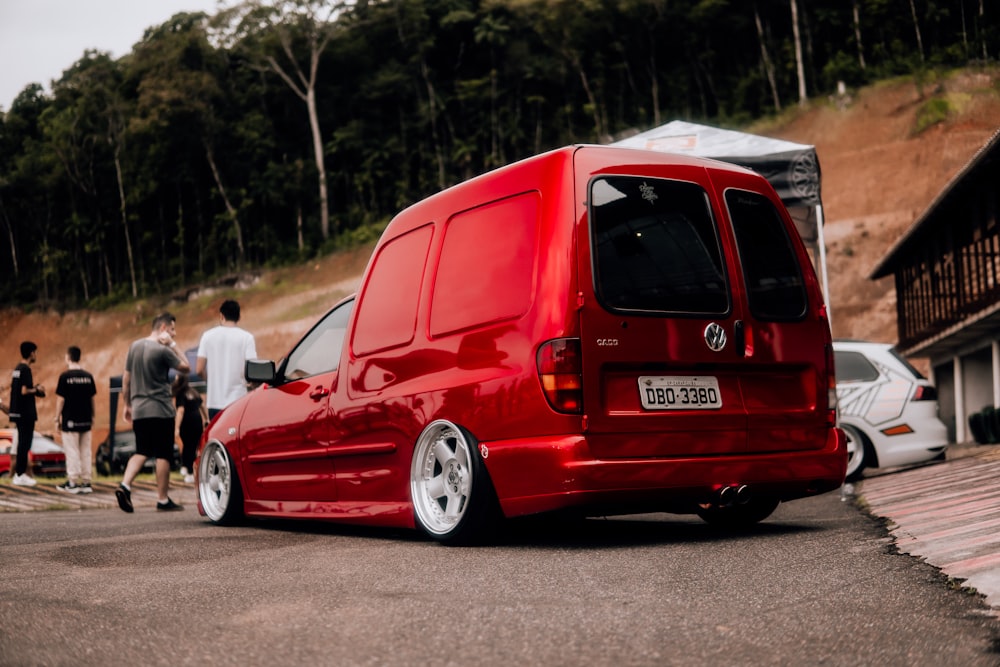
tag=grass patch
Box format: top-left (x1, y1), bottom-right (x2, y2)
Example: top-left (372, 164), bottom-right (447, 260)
top-left (913, 96), bottom-right (952, 134)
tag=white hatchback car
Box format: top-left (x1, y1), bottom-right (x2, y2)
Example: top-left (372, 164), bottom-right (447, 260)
top-left (834, 341), bottom-right (949, 481)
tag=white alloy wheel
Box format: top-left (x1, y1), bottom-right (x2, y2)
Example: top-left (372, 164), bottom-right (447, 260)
top-left (198, 440), bottom-right (242, 524)
top-left (410, 420), bottom-right (494, 543)
top-left (842, 423), bottom-right (869, 482)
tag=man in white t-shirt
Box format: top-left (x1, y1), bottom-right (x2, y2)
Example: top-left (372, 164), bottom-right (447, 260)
top-left (196, 300), bottom-right (257, 419)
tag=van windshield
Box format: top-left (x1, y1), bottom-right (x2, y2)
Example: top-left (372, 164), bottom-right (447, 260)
top-left (589, 176), bottom-right (728, 315)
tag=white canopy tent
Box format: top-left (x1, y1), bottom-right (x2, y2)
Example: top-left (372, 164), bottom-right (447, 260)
top-left (611, 120), bottom-right (830, 319)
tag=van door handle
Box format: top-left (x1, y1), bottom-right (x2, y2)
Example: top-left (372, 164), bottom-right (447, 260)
top-left (309, 386), bottom-right (330, 400)
top-left (734, 320), bottom-right (745, 358)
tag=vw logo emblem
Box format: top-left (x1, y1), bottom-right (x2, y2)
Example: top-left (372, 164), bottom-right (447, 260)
top-left (704, 323), bottom-right (727, 352)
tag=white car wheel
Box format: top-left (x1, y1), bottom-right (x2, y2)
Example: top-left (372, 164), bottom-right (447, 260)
top-left (409, 420), bottom-right (499, 544)
top-left (842, 424), bottom-right (870, 482)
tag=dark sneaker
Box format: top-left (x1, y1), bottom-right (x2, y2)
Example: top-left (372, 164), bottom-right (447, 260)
top-left (115, 484), bottom-right (134, 513)
top-left (57, 482), bottom-right (81, 494)
top-left (156, 498), bottom-right (184, 512)
top-left (79, 483), bottom-right (93, 494)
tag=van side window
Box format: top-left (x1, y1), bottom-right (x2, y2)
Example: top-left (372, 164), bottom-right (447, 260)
top-left (589, 176), bottom-right (728, 315)
top-left (430, 192), bottom-right (539, 337)
top-left (283, 299), bottom-right (354, 381)
top-left (834, 350), bottom-right (880, 383)
top-left (725, 189), bottom-right (807, 321)
top-left (352, 224), bottom-right (433, 357)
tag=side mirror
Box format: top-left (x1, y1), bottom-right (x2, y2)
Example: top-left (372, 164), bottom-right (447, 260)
top-left (245, 359), bottom-right (277, 384)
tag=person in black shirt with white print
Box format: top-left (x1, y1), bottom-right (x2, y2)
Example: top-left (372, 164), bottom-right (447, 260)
top-left (54, 346), bottom-right (97, 494)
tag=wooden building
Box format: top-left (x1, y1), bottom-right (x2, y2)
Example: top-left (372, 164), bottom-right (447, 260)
top-left (870, 129), bottom-right (1000, 443)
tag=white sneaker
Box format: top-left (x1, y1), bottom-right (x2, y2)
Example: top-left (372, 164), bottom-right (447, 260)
top-left (184, 474), bottom-right (195, 484)
top-left (12, 473), bottom-right (37, 487)
top-left (180, 467), bottom-right (189, 477)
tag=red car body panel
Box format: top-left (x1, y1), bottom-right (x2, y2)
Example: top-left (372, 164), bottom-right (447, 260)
top-left (199, 145), bottom-right (847, 530)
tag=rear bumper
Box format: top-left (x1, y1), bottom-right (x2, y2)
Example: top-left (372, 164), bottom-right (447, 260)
top-left (867, 424), bottom-right (950, 469)
top-left (484, 427), bottom-right (847, 518)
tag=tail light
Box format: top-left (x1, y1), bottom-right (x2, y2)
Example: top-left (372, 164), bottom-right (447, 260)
top-left (912, 385), bottom-right (937, 401)
top-left (824, 342), bottom-right (838, 424)
top-left (537, 338), bottom-right (583, 414)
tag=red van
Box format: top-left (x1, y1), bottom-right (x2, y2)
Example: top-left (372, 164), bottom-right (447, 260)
top-left (197, 145), bottom-right (847, 543)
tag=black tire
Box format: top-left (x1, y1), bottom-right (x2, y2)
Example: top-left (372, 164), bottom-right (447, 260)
top-left (197, 440), bottom-right (244, 525)
top-left (409, 420), bottom-right (501, 545)
top-left (841, 423), bottom-right (871, 482)
top-left (696, 497), bottom-right (780, 529)
top-left (95, 456), bottom-right (111, 477)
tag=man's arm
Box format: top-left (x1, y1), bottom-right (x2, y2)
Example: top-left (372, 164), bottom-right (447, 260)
top-left (122, 370), bottom-right (132, 423)
top-left (196, 355), bottom-right (207, 379)
top-left (54, 395), bottom-right (65, 429)
top-left (170, 343), bottom-right (190, 374)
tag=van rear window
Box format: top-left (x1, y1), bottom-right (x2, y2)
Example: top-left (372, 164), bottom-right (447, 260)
top-left (725, 190), bottom-right (807, 321)
top-left (589, 176), bottom-right (728, 315)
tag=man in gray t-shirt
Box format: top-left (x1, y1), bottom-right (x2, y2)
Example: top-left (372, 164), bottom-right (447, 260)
top-left (115, 312), bottom-right (191, 514)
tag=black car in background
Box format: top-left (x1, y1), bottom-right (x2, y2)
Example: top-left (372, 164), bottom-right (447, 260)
top-left (95, 430), bottom-right (181, 476)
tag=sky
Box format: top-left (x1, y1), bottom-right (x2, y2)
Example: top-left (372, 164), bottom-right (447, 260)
top-left (0, 0), bottom-right (224, 111)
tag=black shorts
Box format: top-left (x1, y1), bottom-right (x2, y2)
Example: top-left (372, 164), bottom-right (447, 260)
top-left (133, 417), bottom-right (176, 460)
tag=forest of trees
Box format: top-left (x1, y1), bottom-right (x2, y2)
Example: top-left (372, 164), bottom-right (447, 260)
top-left (0, 0), bottom-right (995, 308)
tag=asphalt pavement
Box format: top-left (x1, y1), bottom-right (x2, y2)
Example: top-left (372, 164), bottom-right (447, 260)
top-left (3, 444), bottom-right (1000, 618)
top-left (0, 476), bottom-right (197, 512)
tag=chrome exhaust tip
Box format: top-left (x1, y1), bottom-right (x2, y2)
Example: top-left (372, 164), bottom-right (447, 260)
top-left (735, 484), bottom-right (751, 505)
top-left (718, 485), bottom-right (737, 506)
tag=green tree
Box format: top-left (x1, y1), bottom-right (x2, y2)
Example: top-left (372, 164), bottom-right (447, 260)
top-left (214, 0), bottom-right (352, 241)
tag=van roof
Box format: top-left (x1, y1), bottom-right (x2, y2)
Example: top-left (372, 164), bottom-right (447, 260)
top-left (383, 144), bottom-right (763, 240)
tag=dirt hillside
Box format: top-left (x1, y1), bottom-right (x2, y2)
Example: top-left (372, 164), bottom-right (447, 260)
top-left (2, 68), bottom-right (999, 445)
top-left (764, 68), bottom-right (1000, 341)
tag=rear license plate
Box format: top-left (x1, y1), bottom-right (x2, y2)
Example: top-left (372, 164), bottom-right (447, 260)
top-left (638, 376), bottom-right (722, 410)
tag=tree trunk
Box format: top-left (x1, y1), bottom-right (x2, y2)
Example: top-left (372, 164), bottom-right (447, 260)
top-left (959, 0), bottom-right (969, 58)
top-left (305, 86), bottom-right (331, 241)
top-left (568, 50), bottom-right (604, 140)
top-left (264, 19), bottom-right (332, 242)
top-left (908, 0), bottom-right (925, 63)
top-left (852, 1), bottom-right (867, 70)
top-left (981, 0), bottom-right (988, 60)
top-left (111, 147), bottom-right (138, 299)
top-left (297, 203), bottom-right (304, 253)
top-left (0, 194), bottom-right (18, 278)
top-left (649, 54), bottom-right (661, 127)
top-left (78, 258), bottom-right (90, 302)
top-left (490, 66), bottom-right (499, 168)
top-left (419, 57), bottom-right (447, 190)
top-left (790, 0), bottom-right (808, 107)
top-left (204, 139), bottom-right (245, 265)
top-left (754, 5), bottom-right (781, 112)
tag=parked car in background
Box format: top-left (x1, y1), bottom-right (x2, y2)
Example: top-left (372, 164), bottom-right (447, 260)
top-left (95, 430), bottom-right (181, 476)
top-left (0, 429), bottom-right (67, 477)
top-left (834, 340), bottom-right (949, 481)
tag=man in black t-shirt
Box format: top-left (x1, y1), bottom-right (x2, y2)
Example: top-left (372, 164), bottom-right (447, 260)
top-left (9, 341), bottom-right (44, 486)
top-left (54, 346), bottom-right (97, 494)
